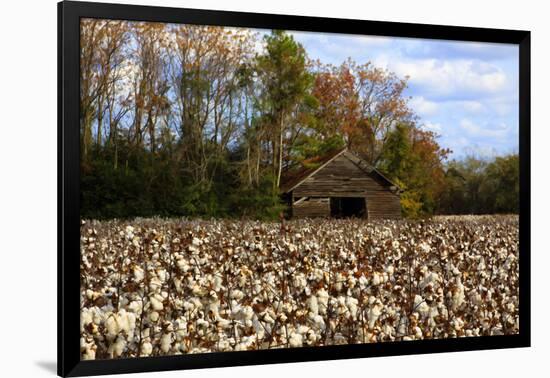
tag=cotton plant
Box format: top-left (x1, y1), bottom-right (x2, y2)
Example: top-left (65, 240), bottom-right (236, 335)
top-left (80, 215), bottom-right (519, 359)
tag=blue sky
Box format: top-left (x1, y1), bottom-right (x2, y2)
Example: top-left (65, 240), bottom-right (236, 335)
top-left (286, 31), bottom-right (519, 159)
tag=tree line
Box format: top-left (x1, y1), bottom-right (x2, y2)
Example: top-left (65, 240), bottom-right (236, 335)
top-left (79, 19), bottom-right (518, 219)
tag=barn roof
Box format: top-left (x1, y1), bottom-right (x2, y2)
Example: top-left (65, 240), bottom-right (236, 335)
top-left (280, 148), bottom-right (401, 193)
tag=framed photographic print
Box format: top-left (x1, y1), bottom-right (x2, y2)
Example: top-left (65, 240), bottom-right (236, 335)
top-left (58, 0), bottom-right (530, 376)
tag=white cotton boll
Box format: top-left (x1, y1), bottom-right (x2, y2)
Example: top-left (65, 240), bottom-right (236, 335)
top-left (293, 273), bottom-right (308, 292)
top-left (133, 266), bottom-right (144, 283)
top-left (182, 301), bottom-right (194, 312)
top-left (116, 310), bottom-right (130, 334)
top-left (397, 318), bottom-right (408, 336)
top-left (192, 237), bottom-right (201, 246)
top-left (262, 312), bottom-right (275, 324)
top-left (420, 272), bottom-right (439, 290)
top-left (333, 333), bottom-right (347, 345)
top-left (278, 312), bottom-right (288, 323)
top-left (160, 333), bottom-right (173, 353)
top-left (307, 295), bottom-right (319, 315)
top-left (346, 296), bottom-right (359, 320)
top-left (367, 304), bottom-right (382, 329)
top-left (150, 295), bottom-right (164, 311)
top-left (86, 289), bottom-right (98, 301)
top-left (281, 302), bottom-right (294, 314)
top-left (311, 268), bottom-right (324, 282)
top-left (427, 306), bottom-right (439, 330)
top-left (207, 300), bottom-right (221, 320)
top-left (149, 277), bottom-right (162, 291)
top-left (82, 346), bottom-right (96, 360)
top-left (128, 300), bottom-right (142, 314)
top-left (450, 264), bottom-right (461, 276)
top-left (217, 339), bottom-right (232, 352)
top-left (105, 314), bottom-right (119, 340)
top-left (196, 318), bottom-right (210, 329)
top-left (382, 323), bottom-right (394, 339)
top-left (468, 290), bottom-right (483, 307)
top-left (372, 272), bottom-right (381, 286)
top-left (413, 326), bottom-right (423, 339)
top-left (234, 343), bottom-right (247, 351)
top-left (191, 284), bottom-right (206, 296)
top-left (418, 242), bottom-right (431, 253)
top-left (311, 314), bottom-right (325, 330)
top-left (149, 311), bottom-right (160, 322)
top-left (109, 335), bottom-right (126, 357)
top-left (297, 325), bottom-right (310, 335)
top-left (358, 275), bottom-right (369, 289)
top-left (125, 226), bottom-right (134, 239)
top-left (316, 288), bottom-right (329, 314)
top-left (80, 336), bottom-right (97, 360)
top-left (177, 258), bottom-right (190, 272)
top-left (216, 318), bottom-right (232, 329)
top-left (240, 305), bottom-right (254, 321)
top-left (213, 275), bottom-right (224, 291)
top-left (477, 257), bottom-right (486, 271)
top-left (451, 317), bottom-right (465, 331)
top-left (252, 319), bottom-right (266, 340)
top-left (141, 341), bottom-right (153, 356)
top-left (230, 289), bottom-right (244, 300)
top-left (451, 282), bottom-right (465, 311)
top-left (347, 275), bottom-right (357, 290)
top-left (157, 269), bottom-right (167, 282)
top-left (289, 332), bottom-right (303, 348)
top-left (414, 295), bottom-right (430, 320)
top-left (123, 311), bottom-right (137, 335)
top-left (305, 329), bottom-right (319, 345)
top-left (81, 309), bottom-right (93, 332)
top-left (335, 296), bottom-right (347, 316)
top-left (334, 272), bottom-right (345, 292)
top-left (503, 253), bottom-right (516, 271)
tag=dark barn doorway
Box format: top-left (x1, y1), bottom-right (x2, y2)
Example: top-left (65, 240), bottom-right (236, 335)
top-left (330, 197), bottom-right (367, 218)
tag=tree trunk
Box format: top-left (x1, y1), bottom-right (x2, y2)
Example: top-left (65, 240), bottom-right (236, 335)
top-left (276, 111), bottom-right (285, 189)
top-left (247, 146), bottom-right (252, 186)
top-left (97, 95), bottom-right (104, 146)
top-left (81, 112), bottom-right (93, 162)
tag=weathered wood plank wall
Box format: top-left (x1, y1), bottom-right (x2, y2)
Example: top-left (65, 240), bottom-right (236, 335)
top-left (290, 152), bottom-right (401, 219)
top-left (293, 198), bottom-right (330, 218)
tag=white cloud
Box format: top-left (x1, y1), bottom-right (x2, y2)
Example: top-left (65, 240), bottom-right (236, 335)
top-left (291, 31), bottom-right (391, 48)
top-left (459, 119), bottom-right (510, 139)
top-left (422, 121), bottom-right (442, 132)
top-left (391, 59), bottom-right (507, 97)
top-left (409, 96), bottom-right (438, 116)
top-left (461, 101), bottom-right (485, 113)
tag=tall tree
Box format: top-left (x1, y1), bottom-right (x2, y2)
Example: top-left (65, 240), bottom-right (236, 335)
top-left (169, 25), bottom-right (254, 188)
top-left (129, 22), bottom-right (171, 151)
top-left (378, 123), bottom-right (450, 217)
top-left (311, 60), bottom-right (413, 165)
top-left (255, 30), bottom-right (314, 188)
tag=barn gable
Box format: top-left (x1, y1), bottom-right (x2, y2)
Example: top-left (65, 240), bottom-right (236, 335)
top-left (281, 149), bottom-right (401, 219)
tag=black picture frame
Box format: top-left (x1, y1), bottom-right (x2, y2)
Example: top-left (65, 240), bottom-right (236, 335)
top-left (58, 1), bottom-right (531, 376)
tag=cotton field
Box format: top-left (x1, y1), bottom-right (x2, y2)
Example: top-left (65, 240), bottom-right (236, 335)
top-left (80, 215), bottom-right (519, 360)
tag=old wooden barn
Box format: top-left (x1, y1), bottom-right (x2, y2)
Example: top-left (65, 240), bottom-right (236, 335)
top-left (281, 148), bottom-right (402, 219)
